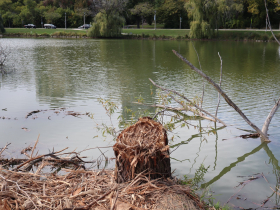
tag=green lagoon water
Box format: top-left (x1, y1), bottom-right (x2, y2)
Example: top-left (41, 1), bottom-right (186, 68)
top-left (1, 38), bottom-right (280, 208)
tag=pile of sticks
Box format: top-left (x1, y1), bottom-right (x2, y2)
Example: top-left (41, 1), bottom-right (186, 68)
top-left (0, 141), bottom-right (205, 210)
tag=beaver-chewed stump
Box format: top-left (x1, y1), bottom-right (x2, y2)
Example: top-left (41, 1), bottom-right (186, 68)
top-left (113, 117), bottom-right (171, 183)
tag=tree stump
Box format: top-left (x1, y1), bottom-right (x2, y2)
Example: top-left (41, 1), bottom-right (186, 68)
top-left (113, 117), bottom-right (171, 183)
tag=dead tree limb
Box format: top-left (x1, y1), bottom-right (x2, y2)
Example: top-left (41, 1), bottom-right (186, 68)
top-left (261, 0), bottom-right (280, 135)
top-left (149, 78), bottom-right (227, 126)
top-left (264, 0), bottom-right (280, 45)
top-left (172, 50), bottom-right (270, 142)
top-left (262, 97), bottom-right (280, 135)
top-left (215, 52), bottom-right (223, 118)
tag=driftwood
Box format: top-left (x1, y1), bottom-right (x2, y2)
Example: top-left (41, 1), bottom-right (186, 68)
top-left (25, 108), bottom-right (90, 119)
top-left (171, 50), bottom-right (275, 142)
top-left (113, 117), bottom-right (171, 183)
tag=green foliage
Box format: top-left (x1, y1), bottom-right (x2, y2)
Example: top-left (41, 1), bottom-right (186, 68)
top-left (0, 14), bottom-right (5, 33)
top-left (130, 2), bottom-right (154, 22)
top-left (186, 0), bottom-right (244, 38)
top-left (180, 164), bottom-right (209, 189)
top-left (157, 0), bottom-right (188, 29)
top-left (88, 12), bottom-right (124, 38)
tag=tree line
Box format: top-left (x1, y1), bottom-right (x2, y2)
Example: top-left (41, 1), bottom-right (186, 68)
top-left (0, 0), bottom-right (280, 37)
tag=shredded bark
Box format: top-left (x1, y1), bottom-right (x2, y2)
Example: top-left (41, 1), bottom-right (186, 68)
top-left (114, 117), bottom-right (171, 183)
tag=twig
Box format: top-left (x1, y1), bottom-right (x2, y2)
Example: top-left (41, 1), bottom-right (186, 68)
top-left (110, 189), bottom-right (119, 210)
top-left (215, 52), bottom-right (223, 118)
top-left (0, 143), bottom-right (11, 156)
top-left (0, 174), bottom-right (38, 209)
top-left (168, 94), bottom-right (216, 122)
top-left (13, 147), bottom-right (69, 171)
top-left (30, 134), bottom-right (40, 158)
top-left (191, 41), bottom-right (205, 108)
top-left (153, 108), bottom-right (167, 120)
top-left (149, 78), bottom-right (227, 126)
top-left (172, 50), bottom-right (270, 142)
top-left (86, 185), bottom-right (117, 209)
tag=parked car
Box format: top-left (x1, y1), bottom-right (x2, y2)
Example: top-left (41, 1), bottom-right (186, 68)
top-left (24, 24), bottom-right (36, 29)
top-left (78, 24), bottom-right (91, 29)
top-left (44, 24), bottom-right (56, 29)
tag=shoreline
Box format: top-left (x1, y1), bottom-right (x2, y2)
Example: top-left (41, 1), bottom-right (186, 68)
top-left (1, 33), bottom-right (276, 43)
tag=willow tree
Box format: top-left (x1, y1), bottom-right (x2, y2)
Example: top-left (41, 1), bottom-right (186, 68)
top-left (88, 0), bottom-right (126, 37)
top-left (185, 0), bottom-right (243, 38)
top-left (88, 11), bottom-right (124, 37)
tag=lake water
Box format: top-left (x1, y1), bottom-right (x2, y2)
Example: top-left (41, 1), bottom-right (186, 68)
top-left (1, 38), bottom-right (280, 208)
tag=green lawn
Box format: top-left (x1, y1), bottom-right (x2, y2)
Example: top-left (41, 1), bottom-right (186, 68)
top-left (4, 28), bottom-right (87, 35)
top-left (122, 28), bottom-right (190, 37)
top-left (4, 28), bottom-right (280, 41)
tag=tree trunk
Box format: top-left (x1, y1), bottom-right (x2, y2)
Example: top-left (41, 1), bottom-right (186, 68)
top-left (113, 117), bottom-right (171, 183)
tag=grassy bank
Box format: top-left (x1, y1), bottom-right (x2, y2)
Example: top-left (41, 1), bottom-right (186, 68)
top-left (3, 28), bottom-right (87, 37)
top-left (3, 28), bottom-right (280, 42)
top-left (123, 28), bottom-right (280, 41)
top-left (122, 28), bottom-right (190, 37)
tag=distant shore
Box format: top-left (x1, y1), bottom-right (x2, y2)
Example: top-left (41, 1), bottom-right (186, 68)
top-left (2, 28), bottom-right (280, 42)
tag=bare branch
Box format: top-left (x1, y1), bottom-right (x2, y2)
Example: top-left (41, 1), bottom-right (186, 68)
top-left (191, 41), bottom-right (205, 108)
top-left (264, 0), bottom-right (280, 45)
top-left (262, 97), bottom-right (280, 135)
top-left (149, 78), bottom-right (227, 126)
top-left (215, 52), bottom-right (223, 118)
top-left (172, 50), bottom-right (270, 142)
top-left (0, 143), bottom-right (11, 156)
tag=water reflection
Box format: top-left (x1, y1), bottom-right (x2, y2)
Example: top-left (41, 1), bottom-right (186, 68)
top-left (1, 38), bottom-right (280, 208)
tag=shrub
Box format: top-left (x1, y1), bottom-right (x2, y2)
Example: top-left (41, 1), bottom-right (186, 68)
top-left (40, 33), bottom-right (50, 37)
top-left (262, 34), bottom-right (269, 41)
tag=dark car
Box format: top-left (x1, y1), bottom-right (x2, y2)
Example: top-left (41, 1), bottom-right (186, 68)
top-left (78, 24), bottom-right (91, 29)
top-left (24, 24), bottom-right (36, 29)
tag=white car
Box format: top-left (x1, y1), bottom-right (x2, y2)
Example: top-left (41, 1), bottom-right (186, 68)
top-left (78, 24), bottom-right (91, 29)
top-left (44, 24), bottom-right (56, 29)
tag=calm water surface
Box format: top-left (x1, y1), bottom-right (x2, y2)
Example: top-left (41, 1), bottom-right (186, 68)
top-left (1, 38), bottom-right (280, 208)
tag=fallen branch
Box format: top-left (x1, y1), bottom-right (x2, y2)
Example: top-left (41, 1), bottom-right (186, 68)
top-left (149, 78), bottom-right (227, 126)
top-left (172, 50), bottom-right (270, 142)
top-left (262, 97), bottom-right (280, 135)
top-left (13, 147), bottom-right (69, 171)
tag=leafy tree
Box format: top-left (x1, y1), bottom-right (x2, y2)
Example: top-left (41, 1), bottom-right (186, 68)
top-left (44, 7), bottom-right (61, 24)
top-left (88, 0), bottom-right (127, 37)
top-left (87, 11), bottom-right (124, 37)
top-left (157, 0), bottom-right (188, 29)
top-left (246, 0), bottom-right (279, 28)
top-left (0, 14), bottom-right (5, 33)
top-left (186, 0), bottom-right (243, 38)
top-left (20, 0), bottom-right (38, 24)
top-left (130, 2), bottom-right (154, 28)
